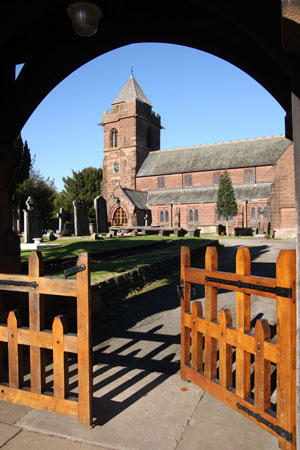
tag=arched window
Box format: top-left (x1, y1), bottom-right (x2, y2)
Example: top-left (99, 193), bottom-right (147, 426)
top-left (111, 128), bottom-right (118, 148)
top-left (112, 207), bottom-right (127, 226)
top-left (257, 207), bottom-right (261, 220)
top-left (165, 210), bottom-right (169, 223)
top-left (264, 207), bottom-right (267, 220)
top-left (194, 209), bottom-right (199, 222)
top-left (251, 207), bottom-right (256, 220)
top-left (160, 210), bottom-right (164, 223)
top-left (189, 209), bottom-right (193, 222)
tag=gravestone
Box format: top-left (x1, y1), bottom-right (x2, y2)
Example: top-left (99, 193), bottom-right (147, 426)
top-left (174, 208), bottom-right (181, 228)
top-left (94, 195), bottom-right (108, 233)
top-left (257, 210), bottom-right (265, 235)
top-left (23, 196), bottom-right (42, 243)
top-left (73, 199), bottom-right (89, 236)
top-left (144, 211), bottom-right (150, 226)
top-left (56, 207), bottom-right (67, 235)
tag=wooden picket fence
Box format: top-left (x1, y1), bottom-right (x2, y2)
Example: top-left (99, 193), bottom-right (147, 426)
top-left (0, 251), bottom-right (92, 426)
top-left (180, 246), bottom-right (296, 449)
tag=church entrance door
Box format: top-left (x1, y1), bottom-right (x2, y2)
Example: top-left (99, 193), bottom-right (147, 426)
top-left (112, 207), bottom-right (128, 226)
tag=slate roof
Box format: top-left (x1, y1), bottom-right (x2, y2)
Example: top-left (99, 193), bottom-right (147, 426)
top-left (112, 75), bottom-right (152, 106)
top-left (122, 188), bottom-right (150, 210)
top-left (147, 183), bottom-right (272, 205)
top-left (136, 136), bottom-right (292, 177)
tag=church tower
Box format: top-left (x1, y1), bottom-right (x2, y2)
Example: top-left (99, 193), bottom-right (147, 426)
top-left (100, 74), bottom-right (161, 226)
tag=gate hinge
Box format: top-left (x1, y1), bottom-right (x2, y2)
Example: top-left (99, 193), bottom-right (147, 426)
top-left (237, 403), bottom-right (293, 443)
top-left (64, 264), bottom-right (86, 278)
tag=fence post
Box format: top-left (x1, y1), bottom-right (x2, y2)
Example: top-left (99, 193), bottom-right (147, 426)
top-left (181, 246), bottom-right (191, 379)
top-left (7, 310), bottom-right (23, 388)
top-left (76, 252), bottom-right (92, 426)
top-left (219, 308), bottom-right (233, 389)
top-left (191, 301), bottom-right (203, 372)
top-left (28, 251), bottom-right (45, 393)
top-left (204, 246), bottom-right (218, 379)
top-left (276, 250), bottom-right (296, 450)
top-left (254, 319), bottom-right (271, 411)
top-left (52, 315), bottom-right (69, 399)
top-left (235, 247), bottom-right (251, 399)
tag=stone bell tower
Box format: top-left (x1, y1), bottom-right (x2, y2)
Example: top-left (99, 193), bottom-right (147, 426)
top-left (100, 74), bottom-right (161, 205)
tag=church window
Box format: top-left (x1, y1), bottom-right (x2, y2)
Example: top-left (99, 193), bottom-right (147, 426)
top-left (160, 210), bottom-right (164, 223)
top-left (264, 207), bottom-right (268, 220)
top-left (113, 162), bottom-right (119, 173)
top-left (194, 209), bottom-right (199, 222)
top-left (184, 174), bottom-right (192, 187)
top-left (257, 206), bottom-right (261, 220)
top-left (251, 207), bottom-right (256, 220)
top-left (111, 128), bottom-right (118, 147)
top-left (165, 210), bottom-right (169, 223)
top-left (213, 172), bottom-right (221, 185)
top-left (245, 169), bottom-right (254, 183)
top-left (189, 209), bottom-right (194, 223)
top-left (158, 176), bottom-right (165, 189)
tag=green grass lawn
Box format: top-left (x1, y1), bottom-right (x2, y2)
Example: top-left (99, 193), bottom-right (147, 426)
top-left (21, 235), bottom-right (215, 283)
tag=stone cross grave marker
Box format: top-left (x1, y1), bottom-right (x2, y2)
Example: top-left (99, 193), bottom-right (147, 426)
top-left (56, 207), bottom-right (67, 234)
top-left (23, 196), bottom-right (42, 243)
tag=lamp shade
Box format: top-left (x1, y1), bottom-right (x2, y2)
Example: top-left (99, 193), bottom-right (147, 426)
top-left (67, 2), bottom-right (103, 37)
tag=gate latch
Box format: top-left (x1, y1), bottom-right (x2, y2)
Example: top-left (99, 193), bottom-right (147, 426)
top-left (64, 264), bottom-right (86, 278)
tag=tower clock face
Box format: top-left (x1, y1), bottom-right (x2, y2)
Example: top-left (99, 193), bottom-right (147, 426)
top-left (113, 162), bottom-right (119, 173)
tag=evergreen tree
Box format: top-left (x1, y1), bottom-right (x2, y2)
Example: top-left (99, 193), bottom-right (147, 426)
top-left (54, 167), bottom-right (102, 222)
top-left (216, 170), bottom-right (238, 234)
top-left (11, 135), bottom-right (32, 191)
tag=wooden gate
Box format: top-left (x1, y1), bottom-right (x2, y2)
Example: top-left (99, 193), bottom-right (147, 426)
top-left (0, 251), bottom-right (92, 426)
top-left (180, 246), bottom-right (296, 449)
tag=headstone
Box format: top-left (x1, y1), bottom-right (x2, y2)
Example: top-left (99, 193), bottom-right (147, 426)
top-left (94, 195), bottom-right (108, 233)
top-left (23, 196), bottom-right (42, 243)
top-left (73, 199), bottom-right (89, 236)
top-left (56, 207), bottom-right (66, 235)
top-left (174, 208), bottom-right (180, 227)
top-left (144, 212), bottom-right (149, 226)
top-left (257, 210), bottom-right (265, 234)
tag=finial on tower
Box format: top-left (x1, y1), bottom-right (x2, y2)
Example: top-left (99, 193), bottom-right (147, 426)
top-left (131, 66), bottom-right (134, 76)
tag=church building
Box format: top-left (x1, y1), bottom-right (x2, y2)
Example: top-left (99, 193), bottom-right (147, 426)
top-left (100, 75), bottom-right (296, 236)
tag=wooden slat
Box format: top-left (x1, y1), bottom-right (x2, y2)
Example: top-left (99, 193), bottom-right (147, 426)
top-left (76, 253), bottom-right (92, 426)
top-left (52, 316), bottom-right (69, 399)
top-left (276, 250), bottom-right (296, 450)
top-left (29, 251), bottom-right (45, 393)
top-left (0, 274), bottom-right (76, 297)
top-left (0, 384), bottom-right (78, 417)
top-left (183, 365), bottom-right (279, 439)
top-left (0, 325), bottom-right (77, 353)
top-left (180, 247), bottom-right (191, 379)
top-left (254, 319), bottom-right (271, 411)
top-left (7, 311), bottom-right (23, 389)
top-left (185, 267), bottom-right (278, 299)
top-left (191, 301), bottom-right (203, 372)
top-left (235, 247), bottom-right (251, 399)
top-left (219, 309), bottom-right (233, 389)
top-left (204, 247), bottom-right (218, 379)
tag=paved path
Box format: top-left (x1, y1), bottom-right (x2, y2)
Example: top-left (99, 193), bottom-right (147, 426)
top-left (0, 238), bottom-right (295, 450)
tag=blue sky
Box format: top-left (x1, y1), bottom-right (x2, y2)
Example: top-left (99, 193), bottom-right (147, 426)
top-left (20, 43), bottom-right (285, 192)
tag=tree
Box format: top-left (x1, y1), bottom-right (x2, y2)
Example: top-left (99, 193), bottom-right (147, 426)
top-left (54, 167), bottom-right (102, 222)
top-left (216, 170), bottom-right (238, 235)
top-left (16, 168), bottom-right (57, 229)
top-left (11, 135), bottom-right (32, 191)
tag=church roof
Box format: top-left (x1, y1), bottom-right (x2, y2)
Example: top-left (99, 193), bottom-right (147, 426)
top-left (122, 188), bottom-right (150, 210)
top-left (147, 183), bottom-right (272, 205)
top-left (112, 74), bottom-right (152, 106)
top-left (136, 136), bottom-right (292, 177)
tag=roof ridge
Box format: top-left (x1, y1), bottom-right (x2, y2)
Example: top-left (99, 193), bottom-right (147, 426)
top-left (151, 135), bottom-right (286, 154)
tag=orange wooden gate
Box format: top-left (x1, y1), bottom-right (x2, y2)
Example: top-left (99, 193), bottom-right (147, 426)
top-left (180, 246), bottom-right (296, 449)
top-left (0, 251), bottom-right (92, 426)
